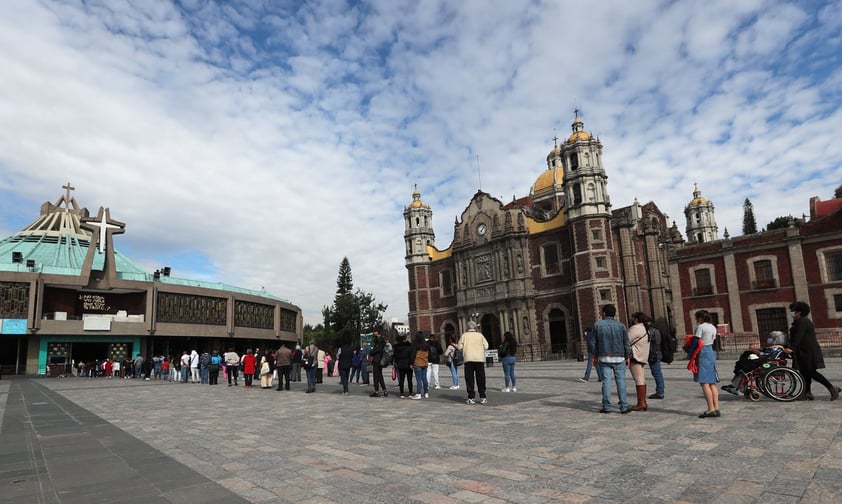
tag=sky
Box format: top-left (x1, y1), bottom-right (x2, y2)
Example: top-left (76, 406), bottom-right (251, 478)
top-left (1, 0), bottom-right (841, 326)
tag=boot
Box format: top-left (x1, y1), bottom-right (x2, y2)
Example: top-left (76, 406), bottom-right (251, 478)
top-left (829, 385), bottom-right (840, 401)
top-left (630, 385), bottom-right (648, 411)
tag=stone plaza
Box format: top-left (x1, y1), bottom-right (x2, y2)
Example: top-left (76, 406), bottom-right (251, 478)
top-left (2, 357), bottom-right (841, 503)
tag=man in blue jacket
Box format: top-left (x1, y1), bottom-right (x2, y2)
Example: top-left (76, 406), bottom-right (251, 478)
top-left (589, 304), bottom-right (632, 414)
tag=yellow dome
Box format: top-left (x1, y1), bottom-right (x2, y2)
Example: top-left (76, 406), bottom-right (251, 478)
top-left (407, 186), bottom-right (430, 209)
top-left (532, 167), bottom-right (563, 194)
top-left (567, 131), bottom-right (592, 143)
top-left (689, 197), bottom-right (709, 206)
top-left (546, 146), bottom-right (561, 160)
top-left (408, 199), bottom-right (429, 208)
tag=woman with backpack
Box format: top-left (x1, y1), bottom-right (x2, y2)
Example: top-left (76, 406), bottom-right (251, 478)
top-left (444, 334), bottom-right (461, 390)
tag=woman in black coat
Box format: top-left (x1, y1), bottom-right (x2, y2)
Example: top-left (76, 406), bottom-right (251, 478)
top-left (789, 301), bottom-right (839, 401)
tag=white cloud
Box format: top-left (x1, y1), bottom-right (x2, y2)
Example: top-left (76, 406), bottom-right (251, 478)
top-left (0, 0), bottom-right (840, 325)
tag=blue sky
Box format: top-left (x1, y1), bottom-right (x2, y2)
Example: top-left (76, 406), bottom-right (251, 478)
top-left (1, 0), bottom-right (840, 325)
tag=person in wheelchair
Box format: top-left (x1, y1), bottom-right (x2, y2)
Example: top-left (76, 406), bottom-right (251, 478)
top-left (721, 331), bottom-right (790, 395)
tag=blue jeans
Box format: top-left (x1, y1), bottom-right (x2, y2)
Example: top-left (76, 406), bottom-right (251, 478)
top-left (649, 360), bottom-right (665, 396)
top-left (501, 356), bottom-right (516, 388)
top-left (350, 366), bottom-right (360, 383)
top-left (200, 367), bottom-right (209, 384)
top-left (306, 366), bottom-right (317, 390)
top-left (181, 366), bottom-right (189, 383)
top-left (448, 361), bottom-right (459, 386)
top-left (414, 367), bottom-right (429, 394)
top-left (599, 360), bottom-right (629, 411)
top-left (583, 353), bottom-right (604, 381)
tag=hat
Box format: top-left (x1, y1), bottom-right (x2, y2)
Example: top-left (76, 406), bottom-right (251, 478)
top-left (468, 321), bottom-right (478, 330)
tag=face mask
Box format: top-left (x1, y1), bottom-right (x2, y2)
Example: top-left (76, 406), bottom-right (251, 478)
top-left (790, 311), bottom-right (796, 318)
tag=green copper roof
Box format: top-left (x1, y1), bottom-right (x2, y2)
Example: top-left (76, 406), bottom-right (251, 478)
top-left (0, 188), bottom-right (287, 303)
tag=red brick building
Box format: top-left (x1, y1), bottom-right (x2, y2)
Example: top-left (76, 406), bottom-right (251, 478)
top-left (670, 195), bottom-right (842, 350)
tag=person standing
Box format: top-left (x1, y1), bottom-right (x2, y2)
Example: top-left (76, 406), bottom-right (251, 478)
top-left (240, 349), bottom-right (256, 388)
top-left (459, 321), bottom-right (489, 405)
top-left (291, 344), bottom-right (302, 382)
top-left (305, 341), bottom-right (319, 393)
top-left (427, 334), bottom-right (444, 390)
top-left (498, 331), bottom-right (518, 392)
top-left (337, 331), bottom-right (354, 396)
top-left (393, 334), bottom-right (415, 398)
top-left (180, 351), bottom-right (190, 383)
top-left (690, 310), bottom-right (721, 418)
top-left (410, 333), bottom-right (430, 399)
top-left (590, 304), bottom-right (632, 414)
top-left (189, 349), bottom-right (200, 384)
top-left (258, 352), bottom-right (273, 389)
top-left (223, 347), bottom-right (240, 386)
top-left (208, 350), bottom-right (221, 385)
top-left (316, 347), bottom-right (326, 384)
top-left (645, 318), bottom-right (666, 400)
top-left (275, 343), bottom-right (292, 391)
top-left (579, 328), bottom-right (604, 383)
top-left (444, 334), bottom-right (460, 389)
top-left (360, 339), bottom-right (371, 385)
top-left (789, 301), bottom-right (839, 401)
top-left (350, 347), bottom-right (362, 385)
top-left (627, 313), bottom-right (651, 412)
top-left (368, 331), bottom-right (389, 397)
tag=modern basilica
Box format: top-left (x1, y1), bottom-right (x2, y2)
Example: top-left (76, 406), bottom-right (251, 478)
top-left (0, 186), bottom-right (301, 375)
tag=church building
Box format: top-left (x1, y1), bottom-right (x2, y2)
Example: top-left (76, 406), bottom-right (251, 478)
top-left (404, 115), bottom-right (680, 356)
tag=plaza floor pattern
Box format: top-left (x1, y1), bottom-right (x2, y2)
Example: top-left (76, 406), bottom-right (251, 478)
top-left (1, 358), bottom-right (841, 503)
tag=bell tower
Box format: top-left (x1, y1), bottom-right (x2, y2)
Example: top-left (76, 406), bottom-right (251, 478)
top-left (561, 112), bottom-right (626, 329)
top-left (404, 186), bottom-right (435, 333)
top-left (404, 185), bottom-right (434, 266)
top-left (684, 183), bottom-right (718, 244)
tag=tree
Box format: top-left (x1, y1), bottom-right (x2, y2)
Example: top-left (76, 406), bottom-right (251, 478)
top-left (742, 198), bottom-right (757, 235)
top-left (835, 184), bottom-right (842, 199)
top-left (766, 215), bottom-right (801, 231)
top-left (324, 257), bottom-right (388, 340)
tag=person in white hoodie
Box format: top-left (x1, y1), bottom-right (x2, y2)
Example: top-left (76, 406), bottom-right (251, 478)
top-left (458, 321), bottom-right (489, 405)
top-left (189, 349), bottom-right (200, 383)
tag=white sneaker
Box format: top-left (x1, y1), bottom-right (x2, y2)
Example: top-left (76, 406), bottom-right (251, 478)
top-left (449, 385), bottom-right (458, 390)
top-left (410, 394), bottom-right (422, 400)
top-left (578, 377), bottom-right (588, 383)
top-left (512, 387), bottom-right (517, 392)
top-left (502, 387), bottom-right (510, 392)
top-left (424, 393), bottom-right (429, 398)
top-left (465, 398), bottom-right (476, 405)
top-left (479, 398), bottom-right (488, 405)
top-left (434, 385), bottom-right (441, 390)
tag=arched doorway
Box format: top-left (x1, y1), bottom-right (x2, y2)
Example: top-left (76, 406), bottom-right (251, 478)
top-left (479, 313), bottom-right (500, 348)
top-left (548, 308), bottom-right (568, 357)
top-left (442, 322), bottom-right (456, 345)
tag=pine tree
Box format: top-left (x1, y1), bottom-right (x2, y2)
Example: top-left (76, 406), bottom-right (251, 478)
top-left (835, 184), bottom-right (842, 198)
top-left (742, 198), bottom-right (757, 235)
top-left (330, 257), bottom-right (357, 332)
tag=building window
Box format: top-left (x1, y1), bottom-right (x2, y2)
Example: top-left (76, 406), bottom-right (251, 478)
top-left (572, 184), bottom-right (582, 206)
top-left (834, 294), bottom-right (842, 312)
top-left (752, 260), bottom-right (776, 289)
top-left (599, 289), bottom-right (611, 301)
top-left (440, 270), bottom-right (453, 296)
top-left (542, 243), bottom-right (560, 276)
top-left (693, 268), bottom-right (713, 296)
top-left (595, 256), bottom-right (607, 270)
top-left (756, 307), bottom-right (788, 340)
top-left (591, 229), bottom-right (602, 242)
top-left (826, 251), bottom-right (842, 282)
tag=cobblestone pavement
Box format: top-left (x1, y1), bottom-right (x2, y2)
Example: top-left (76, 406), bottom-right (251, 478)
top-left (2, 357), bottom-right (842, 503)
